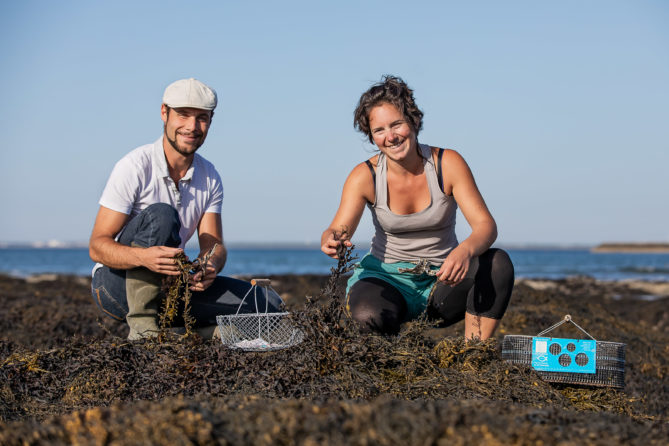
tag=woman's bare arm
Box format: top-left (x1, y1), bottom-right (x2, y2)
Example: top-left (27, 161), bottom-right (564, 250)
top-left (321, 162), bottom-right (375, 259)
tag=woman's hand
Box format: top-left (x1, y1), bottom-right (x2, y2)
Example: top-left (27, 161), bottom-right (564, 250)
top-left (321, 230), bottom-right (353, 259)
top-left (437, 245), bottom-right (472, 286)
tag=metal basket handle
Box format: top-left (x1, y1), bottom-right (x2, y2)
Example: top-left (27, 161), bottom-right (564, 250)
top-left (251, 278), bottom-right (271, 287)
top-left (536, 314), bottom-right (596, 340)
top-left (235, 278), bottom-right (273, 316)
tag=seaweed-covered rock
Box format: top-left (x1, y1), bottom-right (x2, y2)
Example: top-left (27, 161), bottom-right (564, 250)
top-left (0, 269), bottom-right (668, 444)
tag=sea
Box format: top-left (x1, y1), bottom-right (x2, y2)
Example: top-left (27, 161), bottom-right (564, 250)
top-left (1, 247), bottom-right (669, 282)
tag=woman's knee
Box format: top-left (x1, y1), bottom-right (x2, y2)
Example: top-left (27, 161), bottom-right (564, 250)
top-left (347, 278), bottom-right (406, 334)
top-left (480, 248), bottom-right (514, 283)
top-left (348, 305), bottom-right (392, 333)
top-left (470, 248), bottom-right (514, 318)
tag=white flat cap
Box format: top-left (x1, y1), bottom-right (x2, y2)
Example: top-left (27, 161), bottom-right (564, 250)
top-left (162, 78), bottom-right (217, 111)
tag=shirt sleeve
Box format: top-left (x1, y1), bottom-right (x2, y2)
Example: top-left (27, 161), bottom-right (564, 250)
top-left (205, 169), bottom-right (224, 214)
top-left (98, 156), bottom-right (140, 214)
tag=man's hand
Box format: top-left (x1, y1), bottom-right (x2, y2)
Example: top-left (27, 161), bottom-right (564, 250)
top-left (189, 260), bottom-right (217, 291)
top-left (138, 246), bottom-right (184, 275)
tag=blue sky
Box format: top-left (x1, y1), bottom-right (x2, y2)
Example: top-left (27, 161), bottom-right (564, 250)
top-left (1, 1), bottom-right (668, 247)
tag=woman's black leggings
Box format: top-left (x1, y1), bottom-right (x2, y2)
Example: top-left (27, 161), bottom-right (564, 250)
top-left (346, 248), bottom-right (515, 334)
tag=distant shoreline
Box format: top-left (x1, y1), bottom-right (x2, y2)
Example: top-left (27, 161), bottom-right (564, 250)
top-left (3, 242), bottom-right (669, 253)
top-left (592, 243), bottom-right (669, 253)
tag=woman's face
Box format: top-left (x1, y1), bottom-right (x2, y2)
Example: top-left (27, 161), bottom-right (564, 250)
top-left (368, 102), bottom-right (416, 162)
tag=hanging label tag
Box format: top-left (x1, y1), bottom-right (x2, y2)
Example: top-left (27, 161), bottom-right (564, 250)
top-left (531, 337), bottom-right (596, 374)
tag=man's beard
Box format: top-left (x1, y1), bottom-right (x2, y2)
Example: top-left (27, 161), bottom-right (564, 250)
top-left (165, 127), bottom-right (204, 156)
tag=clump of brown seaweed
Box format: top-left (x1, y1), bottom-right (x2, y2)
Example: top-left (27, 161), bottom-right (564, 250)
top-left (159, 251), bottom-right (196, 335)
top-left (159, 246), bottom-right (219, 337)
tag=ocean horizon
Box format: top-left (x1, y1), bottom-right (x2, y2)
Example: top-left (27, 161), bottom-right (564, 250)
top-left (1, 246), bottom-right (669, 282)
top-left (0, 240), bottom-right (598, 250)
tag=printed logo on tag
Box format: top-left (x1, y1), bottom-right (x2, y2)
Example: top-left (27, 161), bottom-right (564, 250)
top-left (531, 337), bottom-right (596, 374)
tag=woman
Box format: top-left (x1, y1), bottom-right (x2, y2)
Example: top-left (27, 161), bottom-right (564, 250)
top-left (321, 75), bottom-right (514, 340)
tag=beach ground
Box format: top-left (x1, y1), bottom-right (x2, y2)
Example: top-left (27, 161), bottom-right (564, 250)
top-left (1, 272), bottom-right (668, 445)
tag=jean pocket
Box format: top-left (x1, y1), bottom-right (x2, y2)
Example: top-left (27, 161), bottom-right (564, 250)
top-left (92, 285), bottom-right (127, 321)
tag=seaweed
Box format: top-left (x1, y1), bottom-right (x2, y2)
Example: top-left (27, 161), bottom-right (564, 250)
top-left (159, 252), bottom-right (195, 336)
top-left (0, 265), bottom-right (668, 444)
top-left (158, 246), bottom-right (217, 337)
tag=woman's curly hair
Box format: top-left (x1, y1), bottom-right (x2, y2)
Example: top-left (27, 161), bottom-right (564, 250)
top-left (353, 75), bottom-right (424, 143)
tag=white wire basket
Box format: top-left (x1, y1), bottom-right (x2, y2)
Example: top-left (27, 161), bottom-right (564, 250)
top-left (216, 278), bottom-right (304, 351)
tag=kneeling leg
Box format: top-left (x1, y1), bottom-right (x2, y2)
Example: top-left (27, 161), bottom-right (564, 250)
top-left (466, 248), bottom-right (515, 339)
top-left (346, 277), bottom-right (407, 334)
top-left (428, 248), bottom-right (514, 340)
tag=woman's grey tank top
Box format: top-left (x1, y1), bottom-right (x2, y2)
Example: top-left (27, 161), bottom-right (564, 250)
top-left (368, 143), bottom-right (458, 266)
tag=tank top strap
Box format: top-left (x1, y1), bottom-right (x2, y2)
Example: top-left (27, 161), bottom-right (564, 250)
top-left (418, 143), bottom-right (442, 196)
top-left (364, 159), bottom-right (376, 186)
top-left (375, 152), bottom-right (388, 206)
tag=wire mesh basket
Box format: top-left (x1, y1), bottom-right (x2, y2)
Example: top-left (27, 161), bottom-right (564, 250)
top-left (216, 278), bottom-right (304, 351)
top-left (501, 315), bottom-right (626, 388)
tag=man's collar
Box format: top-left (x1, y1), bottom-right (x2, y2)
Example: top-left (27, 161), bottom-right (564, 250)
top-left (151, 137), bottom-right (169, 178)
top-left (152, 137), bottom-right (195, 181)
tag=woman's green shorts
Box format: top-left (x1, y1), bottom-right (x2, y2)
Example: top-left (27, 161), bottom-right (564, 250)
top-left (346, 253), bottom-right (439, 319)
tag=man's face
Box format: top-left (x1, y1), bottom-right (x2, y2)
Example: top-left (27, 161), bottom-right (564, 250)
top-left (161, 104), bottom-right (213, 157)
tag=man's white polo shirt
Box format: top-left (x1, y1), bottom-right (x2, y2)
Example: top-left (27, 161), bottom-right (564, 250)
top-left (93, 137), bottom-right (223, 274)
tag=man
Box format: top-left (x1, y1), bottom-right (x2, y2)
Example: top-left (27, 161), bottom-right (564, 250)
top-left (90, 78), bottom-right (279, 340)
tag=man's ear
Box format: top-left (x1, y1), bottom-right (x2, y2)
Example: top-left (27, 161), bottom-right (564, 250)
top-left (161, 104), bottom-right (169, 123)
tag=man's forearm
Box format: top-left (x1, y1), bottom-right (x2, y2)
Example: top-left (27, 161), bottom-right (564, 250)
top-left (90, 237), bottom-right (144, 270)
top-left (216, 245), bottom-right (227, 272)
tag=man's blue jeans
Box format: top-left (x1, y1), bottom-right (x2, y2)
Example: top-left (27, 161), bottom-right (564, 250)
top-left (91, 203), bottom-right (281, 326)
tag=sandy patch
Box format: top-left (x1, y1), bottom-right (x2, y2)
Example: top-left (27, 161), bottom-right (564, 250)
top-left (518, 279), bottom-right (558, 290)
top-left (620, 280), bottom-right (669, 297)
